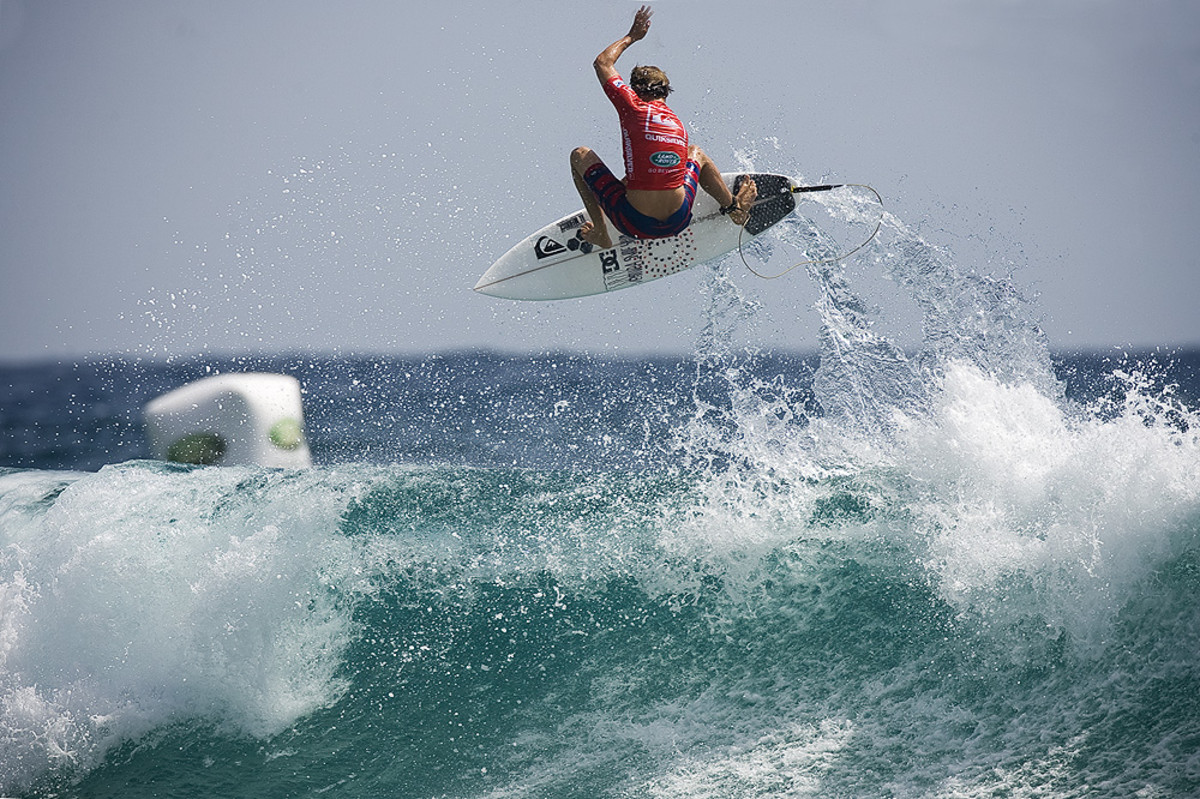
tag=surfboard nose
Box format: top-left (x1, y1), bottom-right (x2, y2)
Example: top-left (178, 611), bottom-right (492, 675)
top-left (473, 268), bottom-right (502, 295)
top-left (473, 267), bottom-right (523, 299)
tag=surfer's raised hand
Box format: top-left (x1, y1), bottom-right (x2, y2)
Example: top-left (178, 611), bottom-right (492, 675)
top-left (627, 5), bottom-right (653, 42)
top-left (595, 4), bottom-right (653, 78)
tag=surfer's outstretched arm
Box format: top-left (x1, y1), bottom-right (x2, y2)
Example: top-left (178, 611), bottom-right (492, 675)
top-left (593, 5), bottom-right (652, 83)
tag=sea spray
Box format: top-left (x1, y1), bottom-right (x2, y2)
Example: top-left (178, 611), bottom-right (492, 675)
top-left (673, 183), bottom-right (1198, 629)
top-left (893, 361), bottom-right (1200, 650)
top-left (639, 192), bottom-right (1200, 795)
top-left (0, 463), bottom-right (363, 793)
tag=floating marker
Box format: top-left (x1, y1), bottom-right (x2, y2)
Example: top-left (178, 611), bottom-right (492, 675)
top-left (144, 373), bottom-right (312, 468)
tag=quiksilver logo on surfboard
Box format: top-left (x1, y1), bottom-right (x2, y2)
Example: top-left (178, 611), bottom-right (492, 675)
top-left (534, 236), bottom-right (567, 260)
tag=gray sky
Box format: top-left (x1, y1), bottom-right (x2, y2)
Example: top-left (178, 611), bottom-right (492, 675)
top-left (1, 0), bottom-right (1198, 362)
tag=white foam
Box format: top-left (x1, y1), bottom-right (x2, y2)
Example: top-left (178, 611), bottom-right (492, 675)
top-left (639, 718), bottom-right (856, 798)
top-left (897, 361), bottom-right (1200, 642)
top-left (674, 354), bottom-right (1198, 658)
top-left (0, 464), bottom-right (361, 793)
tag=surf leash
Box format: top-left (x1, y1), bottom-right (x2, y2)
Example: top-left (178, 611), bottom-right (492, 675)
top-left (737, 182), bottom-right (884, 280)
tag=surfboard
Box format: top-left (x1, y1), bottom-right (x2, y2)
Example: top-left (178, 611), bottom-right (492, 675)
top-left (474, 172), bottom-right (796, 301)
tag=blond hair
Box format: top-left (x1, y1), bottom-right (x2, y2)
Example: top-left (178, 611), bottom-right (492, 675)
top-left (630, 65), bottom-right (672, 100)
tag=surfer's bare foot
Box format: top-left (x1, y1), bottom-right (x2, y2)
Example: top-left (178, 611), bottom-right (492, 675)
top-left (579, 220), bottom-right (612, 250)
top-left (728, 178), bottom-right (757, 227)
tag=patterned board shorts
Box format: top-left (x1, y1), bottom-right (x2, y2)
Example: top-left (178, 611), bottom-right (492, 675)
top-left (582, 160), bottom-right (701, 239)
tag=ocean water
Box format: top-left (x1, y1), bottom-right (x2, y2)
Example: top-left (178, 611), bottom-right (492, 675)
top-left (2, 200), bottom-right (1199, 798)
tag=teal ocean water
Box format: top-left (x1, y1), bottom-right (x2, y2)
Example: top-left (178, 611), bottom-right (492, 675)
top-left (2, 201), bottom-right (1199, 797)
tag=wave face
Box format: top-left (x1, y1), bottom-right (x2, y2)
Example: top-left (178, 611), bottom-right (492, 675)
top-left (2, 199), bottom-right (1199, 797)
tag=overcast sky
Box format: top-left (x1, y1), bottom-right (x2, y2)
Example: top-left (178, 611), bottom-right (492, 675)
top-left (1, 0), bottom-right (1197, 362)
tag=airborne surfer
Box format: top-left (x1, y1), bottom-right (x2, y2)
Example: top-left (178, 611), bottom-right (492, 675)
top-left (570, 4), bottom-right (757, 250)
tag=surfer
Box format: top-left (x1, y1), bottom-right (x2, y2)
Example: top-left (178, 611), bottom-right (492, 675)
top-left (571, 4), bottom-right (757, 250)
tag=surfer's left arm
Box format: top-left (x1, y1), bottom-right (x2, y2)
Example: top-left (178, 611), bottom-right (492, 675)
top-left (593, 4), bottom-right (652, 83)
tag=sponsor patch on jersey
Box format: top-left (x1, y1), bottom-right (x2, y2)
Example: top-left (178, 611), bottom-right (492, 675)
top-left (649, 151), bottom-right (682, 168)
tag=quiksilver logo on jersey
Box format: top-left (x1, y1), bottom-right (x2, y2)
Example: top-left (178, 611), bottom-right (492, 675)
top-left (650, 151), bottom-right (681, 167)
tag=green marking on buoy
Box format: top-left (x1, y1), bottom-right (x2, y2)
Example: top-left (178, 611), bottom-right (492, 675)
top-left (269, 418), bottom-right (304, 450)
top-left (166, 432), bottom-right (226, 465)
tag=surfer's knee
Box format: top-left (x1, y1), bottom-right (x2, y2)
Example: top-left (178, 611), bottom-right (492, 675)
top-left (571, 147), bottom-right (600, 174)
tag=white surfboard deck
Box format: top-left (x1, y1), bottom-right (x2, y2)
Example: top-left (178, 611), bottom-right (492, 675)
top-left (474, 172), bottom-right (796, 301)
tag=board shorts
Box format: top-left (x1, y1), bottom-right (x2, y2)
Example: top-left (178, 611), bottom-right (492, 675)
top-left (583, 159), bottom-right (701, 239)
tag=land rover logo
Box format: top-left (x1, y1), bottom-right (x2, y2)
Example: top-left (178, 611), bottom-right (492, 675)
top-left (649, 151), bottom-right (681, 167)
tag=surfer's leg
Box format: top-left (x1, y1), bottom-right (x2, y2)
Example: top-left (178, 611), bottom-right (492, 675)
top-left (570, 147), bottom-right (614, 249)
top-left (690, 146), bottom-right (756, 226)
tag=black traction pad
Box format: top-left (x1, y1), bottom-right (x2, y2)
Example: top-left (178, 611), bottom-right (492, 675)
top-left (735, 174), bottom-right (796, 236)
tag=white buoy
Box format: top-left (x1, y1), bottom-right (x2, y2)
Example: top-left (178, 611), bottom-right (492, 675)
top-left (144, 373), bottom-right (312, 468)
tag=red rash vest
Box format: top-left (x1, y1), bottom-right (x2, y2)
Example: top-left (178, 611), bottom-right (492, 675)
top-left (603, 74), bottom-right (690, 191)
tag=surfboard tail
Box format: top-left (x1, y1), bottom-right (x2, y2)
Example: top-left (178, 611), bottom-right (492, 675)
top-left (741, 174), bottom-right (797, 235)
